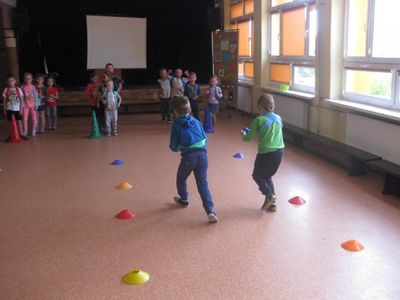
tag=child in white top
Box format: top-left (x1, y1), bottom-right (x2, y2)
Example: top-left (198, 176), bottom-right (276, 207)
top-left (101, 80), bottom-right (122, 136)
top-left (206, 76), bottom-right (223, 132)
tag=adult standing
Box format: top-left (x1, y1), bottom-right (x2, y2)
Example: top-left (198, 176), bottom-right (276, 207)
top-left (105, 63), bottom-right (124, 93)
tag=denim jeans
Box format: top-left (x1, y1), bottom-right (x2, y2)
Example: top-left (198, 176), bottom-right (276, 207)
top-left (160, 98), bottom-right (171, 121)
top-left (190, 99), bottom-right (199, 120)
top-left (46, 106), bottom-right (57, 129)
top-left (252, 149), bottom-right (284, 197)
top-left (177, 150), bottom-right (214, 214)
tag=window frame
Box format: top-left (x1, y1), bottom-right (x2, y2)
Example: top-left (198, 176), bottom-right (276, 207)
top-left (230, 0), bottom-right (254, 80)
top-left (269, 0), bottom-right (316, 94)
top-left (343, 0), bottom-right (400, 109)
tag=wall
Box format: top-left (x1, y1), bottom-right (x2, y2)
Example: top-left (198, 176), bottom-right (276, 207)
top-left (229, 0), bottom-right (400, 164)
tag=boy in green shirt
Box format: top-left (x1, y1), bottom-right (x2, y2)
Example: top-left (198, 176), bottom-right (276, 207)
top-left (242, 94), bottom-right (284, 212)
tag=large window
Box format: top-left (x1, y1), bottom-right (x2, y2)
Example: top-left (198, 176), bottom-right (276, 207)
top-left (231, 0), bottom-right (254, 79)
top-left (344, 0), bottom-right (400, 109)
top-left (269, 0), bottom-right (317, 93)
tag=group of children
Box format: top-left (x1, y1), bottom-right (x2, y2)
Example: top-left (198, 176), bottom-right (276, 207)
top-left (169, 93), bottom-right (284, 223)
top-left (158, 68), bottom-right (223, 132)
top-left (85, 66), bottom-right (123, 136)
top-left (2, 72), bottom-right (59, 141)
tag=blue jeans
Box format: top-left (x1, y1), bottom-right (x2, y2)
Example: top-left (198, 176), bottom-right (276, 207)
top-left (160, 98), bottom-right (171, 121)
top-left (252, 149), bottom-right (284, 197)
top-left (177, 150), bottom-right (214, 214)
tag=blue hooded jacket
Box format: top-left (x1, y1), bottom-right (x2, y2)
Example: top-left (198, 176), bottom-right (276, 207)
top-left (170, 114), bottom-right (207, 154)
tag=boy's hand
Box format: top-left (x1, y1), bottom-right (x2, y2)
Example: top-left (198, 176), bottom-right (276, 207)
top-left (184, 70), bottom-right (189, 77)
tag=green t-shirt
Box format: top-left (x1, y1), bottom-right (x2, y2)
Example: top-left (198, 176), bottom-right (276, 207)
top-left (242, 113), bottom-right (285, 153)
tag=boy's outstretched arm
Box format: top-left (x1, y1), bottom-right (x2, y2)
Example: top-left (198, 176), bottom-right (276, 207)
top-left (242, 118), bottom-right (259, 142)
top-left (169, 125), bottom-right (180, 152)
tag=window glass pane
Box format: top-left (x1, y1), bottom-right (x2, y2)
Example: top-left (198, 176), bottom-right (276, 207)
top-left (272, 0), bottom-right (292, 7)
top-left (372, 0), bottom-right (400, 58)
top-left (308, 5), bottom-right (317, 56)
top-left (282, 7), bottom-right (305, 56)
top-left (231, 2), bottom-right (243, 19)
top-left (238, 61), bottom-right (244, 77)
top-left (270, 63), bottom-right (290, 83)
top-left (244, 62), bottom-right (254, 78)
top-left (237, 21), bottom-right (250, 56)
top-left (345, 69), bottom-right (392, 99)
top-left (294, 66), bottom-right (315, 87)
top-left (244, 0), bottom-right (254, 14)
top-left (271, 13), bottom-right (280, 56)
top-left (347, 0), bottom-right (368, 57)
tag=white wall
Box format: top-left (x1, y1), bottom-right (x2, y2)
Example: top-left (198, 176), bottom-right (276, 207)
top-left (273, 94), bottom-right (309, 129)
top-left (237, 85), bottom-right (252, 113)
top-left (346, 114), bottom-right (400, 164)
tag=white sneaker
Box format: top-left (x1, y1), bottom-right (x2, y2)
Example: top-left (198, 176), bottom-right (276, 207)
top-left (207, 212), bottom-right (218, 223)
top-left (174, 196), bottom-right (189, 207)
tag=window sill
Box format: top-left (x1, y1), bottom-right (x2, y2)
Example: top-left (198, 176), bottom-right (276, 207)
top-left (259, 86), bottom-right (315, 101)
top-left (238, 79), bottom-right (254, 87)
top-left (324, 99), bottom-right (400, 123)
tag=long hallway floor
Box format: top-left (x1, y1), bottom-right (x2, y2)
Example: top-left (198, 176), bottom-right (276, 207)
top-left (1, 113), bottom-right (400, 300)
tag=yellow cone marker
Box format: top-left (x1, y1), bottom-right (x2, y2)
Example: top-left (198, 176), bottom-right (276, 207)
top-left (115, 182), bottom-right (133, 190)
top-left (122, 269), bottom-right (150, 285)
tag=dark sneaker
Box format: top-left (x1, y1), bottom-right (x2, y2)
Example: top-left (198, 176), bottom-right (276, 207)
top-left (21, 135), bottom-right (28, 141)
top-left (174, 196), bottom-right (189, 207)
top-left (207, 212), bottom-right (218, 223)
top-left (261, 195), bottom-right (276, 211)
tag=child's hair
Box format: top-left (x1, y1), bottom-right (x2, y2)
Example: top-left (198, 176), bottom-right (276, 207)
top-left (257, 94), bottom-right (275, 112)
top-left (210, 75), bottom-right (218, 82)
top-left (89, 72), bottom-right (97, 79)
top-left (159, 67), bottom-right (167, 73)
top-left (24, 72), bottom-right (33, 78)
top-left (106, 79), bottom-right (114, 86)
top-left (172, 96), bottom-right (190, 115)
top-left (189, 72), bottom-right (197, 77)
top-left (6, 74), bottom-right (16, 80)
top-left (35, 73), bottom-right (44, 80)
top-left (47, 76), bottom-right (56, 85)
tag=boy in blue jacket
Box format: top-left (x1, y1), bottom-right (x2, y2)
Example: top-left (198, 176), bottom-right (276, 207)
top-left (170, 96), bottom-right (218, 223)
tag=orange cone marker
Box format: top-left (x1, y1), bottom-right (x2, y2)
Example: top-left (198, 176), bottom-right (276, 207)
top-left (115, 182), bottom-right (132, 190)
top-left (341, 240), bottom-right (364, 252)
top-left (6, 115), bottom-right (22, 144)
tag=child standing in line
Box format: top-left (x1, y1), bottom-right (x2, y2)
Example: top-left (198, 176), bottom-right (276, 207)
top-left (170, 68), bottom-right (188, 100)
top-left (35, 74), bottom-right (48, 134)
top-left (85, 73), bottom-right (100, 115)
top-left (98, 72), bottom-right (112, 132)
top-left (206, 76), bottom-right (223, 132)
top-left (242, 94), bottom-right (284, 212)
top-left (158, 68), bottom-right (172, 123)
top-left (184, 72), bottom-right (201, 121)
top-left (46, 76), bottom-right (59, 130)
top-left (169, 97), bottom-right (218, 223)
top-left (101, 80), bottom-right (122, 136)
top-left (2, 74), bottom-right (26, 141)
top-left (21, 72), bottom-right (39, 137)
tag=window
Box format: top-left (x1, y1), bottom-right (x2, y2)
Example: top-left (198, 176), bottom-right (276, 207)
top-left (344, 0), bottom-right (400, 109)
top-left (231, 0), bottom-right (254, 79)
top-left (269, 1), bottom-right (317, 93)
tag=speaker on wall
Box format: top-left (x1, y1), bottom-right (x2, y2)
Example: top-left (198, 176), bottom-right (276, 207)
top-left (208, 7), bottom-right (222, 31)
top-left (12, 8), bottom-right (30, 32)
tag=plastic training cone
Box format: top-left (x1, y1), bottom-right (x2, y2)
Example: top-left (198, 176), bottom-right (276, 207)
top-left (112, 159), bottom-right (124, 166)
top-left (122, 269), bottom-right (150, 285)
top-left (203, 107), bottom-right (213, 133)
top-left (341, 240), bottom-right (364, 252)
top-left (116, 209), bottom-right (135, 219)
top-left (289, 196), bottom-right (306, 205)
top-left (7, 115), bottom-right (22, 144)
top-left (89, 111), bottom-right (102, 139)
top-left (115, 182), bottom-right (133, 190)
top-left (233, 153), bottom-right (245, 159)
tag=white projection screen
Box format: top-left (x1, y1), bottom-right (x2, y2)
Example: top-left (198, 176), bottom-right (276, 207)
top-left (86, 15), bottom-right (147, 69)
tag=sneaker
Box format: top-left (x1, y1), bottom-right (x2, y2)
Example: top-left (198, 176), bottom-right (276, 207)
top-left (261, 195), bottom-right (276, 211)
top-left (207, 212), bottom-right (218, 223)
top-left (21, 135), bottom-right (28, 141)
top-left (268, 203), bottom-right (277, 212)
top-left (167, 120), bottom-right (172, 124)
top-left (106, 133), bottom-right (111, 137)
top-left (174, 196), bottom-right (189, 207)
top-left (52, 127), bottom-right (56, 130)
top-left (48, 127), bottom-right (52, 130)
top-left (112, 132), bottom-right (118, 136)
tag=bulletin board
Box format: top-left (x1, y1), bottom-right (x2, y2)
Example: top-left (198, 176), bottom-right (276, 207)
top-left (212, 30), bottom-right (239, 114)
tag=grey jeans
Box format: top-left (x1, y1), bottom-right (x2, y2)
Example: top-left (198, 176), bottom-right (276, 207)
top-left (105, 108), bottom-right (118, 134)
top-left (46, 106), bottom-right (57, 129)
